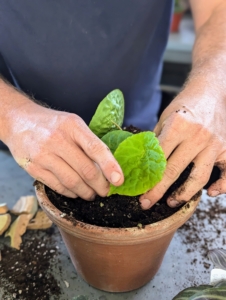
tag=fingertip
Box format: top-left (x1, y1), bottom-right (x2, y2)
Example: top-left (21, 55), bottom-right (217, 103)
top-left (207, 189), bottom-right (220, 197)
top-left (167, 197), bottom-right (186, 208)
top-left (140, 198), bottom-right (152, 210)
top-left (110, 171), bottom-right (124, 186)
top-left (207, 179), bottom-right (223, 197)
top-left (167, 198), bottom-right (180, 208)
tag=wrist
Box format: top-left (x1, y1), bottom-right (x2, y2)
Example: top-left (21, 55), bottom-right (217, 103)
top-left (0, 80), bottom-right (35, 143)
top-left (183, 62), bottom-right (226, 102)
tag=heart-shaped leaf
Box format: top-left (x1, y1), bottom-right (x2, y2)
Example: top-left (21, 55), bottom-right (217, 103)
top-left (101, 130), bottom-right (133, 153)
top-left (108, 132), bottom-right (166, 196)
top-left (89, 89), bottom-right (124, 138)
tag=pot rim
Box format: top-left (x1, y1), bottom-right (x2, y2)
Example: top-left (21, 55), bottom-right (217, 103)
top-left (35, 182), bottom-right (201, 245)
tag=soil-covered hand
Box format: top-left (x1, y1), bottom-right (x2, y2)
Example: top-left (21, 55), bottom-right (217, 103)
top-left (4, 101), bottom-right (124, 200)
top-left (139, 89), bottom-right (226, 209)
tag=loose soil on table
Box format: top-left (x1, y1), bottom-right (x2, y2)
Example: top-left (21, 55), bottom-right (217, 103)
top-left (0, 228), bottom-right (62, 300)
top-left (46, 124), bottom-right (200, 228)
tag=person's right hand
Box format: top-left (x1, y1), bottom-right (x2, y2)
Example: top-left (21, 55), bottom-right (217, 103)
top-left (3, 100), bottom-right (124, 200)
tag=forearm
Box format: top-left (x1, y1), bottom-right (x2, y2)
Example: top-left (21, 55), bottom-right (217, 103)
top-left (0, 79), bottom-right (35, 143)
top-left (185, 2), bottom-right (226, 99)
top-left (143, 1), bottom-right (226, 208)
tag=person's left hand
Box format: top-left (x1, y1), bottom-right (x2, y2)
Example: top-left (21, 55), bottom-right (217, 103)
top-left (139, 87), bottom-right (226, 209)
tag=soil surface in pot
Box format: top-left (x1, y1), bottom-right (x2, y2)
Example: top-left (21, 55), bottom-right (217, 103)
top-left (46, 126), bottom-right (200, 228)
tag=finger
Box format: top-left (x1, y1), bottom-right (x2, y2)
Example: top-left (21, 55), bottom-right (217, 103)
top-left (72, 125), bottom-right (124, 186)
top-left (53, 141), bottom-right (110, 197)
top-left (139, 141), bottom-right (202, 209)
top-left (208, 159), bottom-right (226, 196)
top-left (154, 118), bottom-right (186, 159)
top-left (167, 148), bottom-right (216, 207)
top-left (42, 155), bottom-right (97, 201)
top-left (27, 165), bottom-right (78, 198)
top-left (153, 123), bottom-right (161, 136)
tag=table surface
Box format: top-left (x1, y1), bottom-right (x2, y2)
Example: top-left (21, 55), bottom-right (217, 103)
top-left (0, 150), bottom-right (225, 300)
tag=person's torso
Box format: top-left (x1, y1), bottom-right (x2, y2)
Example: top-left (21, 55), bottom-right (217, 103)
top-left (0, 0), bottom-right (173, 129)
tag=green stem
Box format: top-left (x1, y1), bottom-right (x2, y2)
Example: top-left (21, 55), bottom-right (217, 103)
top-left (111, 121), bottom-right (122, 130)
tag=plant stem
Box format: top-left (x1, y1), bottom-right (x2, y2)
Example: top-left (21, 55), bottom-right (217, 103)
top-left (111, 121), bottom-right (122, 130)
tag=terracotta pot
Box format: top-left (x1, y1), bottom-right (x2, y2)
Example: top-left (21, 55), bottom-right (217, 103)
top-left (170, 12), bottom-right (184, 33)
top-left (35, 183), bottom-right (201, 292)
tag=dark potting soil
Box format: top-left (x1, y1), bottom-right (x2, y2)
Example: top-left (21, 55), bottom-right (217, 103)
top-left (0, 228), bottom-right (62, 300)
top-left (45, 125), bottom-right (201, 228)
top-left (47, 164), bottom-right (200, 228)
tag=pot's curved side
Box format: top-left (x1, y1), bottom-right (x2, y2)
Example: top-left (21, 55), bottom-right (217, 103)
top-left (35, 183), bottom-right (201, 292)
top-left (59, 227), bottom-right (175, 292)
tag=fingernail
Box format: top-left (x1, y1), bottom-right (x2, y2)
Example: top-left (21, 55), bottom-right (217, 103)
top-left (209, 190), bottom-right (220, 197)
top-left (140, 199), bottom-right (152, 210)
top-left (110, 171), bottom-right (121, 183)
top-left (168, 199), bottom-right (180, 208)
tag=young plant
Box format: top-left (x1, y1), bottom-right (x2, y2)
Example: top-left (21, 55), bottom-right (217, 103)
top-left (89, 89), bottom-right (166, 197)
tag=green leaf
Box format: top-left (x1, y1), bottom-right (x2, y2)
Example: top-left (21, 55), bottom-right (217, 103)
top-left (208, 249), bottom-right (226, 270)
top-left (191, 283), bottom-right (226, 300)
top-left (101, 130), bottom-right (133, 153)
top-left (215, 282), bottom-right (226, 288)
top-left (173, 283), bottom-right (226, 300)
top-left (108, 132), bottom-right (166, 196)
top-left (89, 89), bottom-right (124, 138)
top-left (173, 285), bottom-right (212, 300)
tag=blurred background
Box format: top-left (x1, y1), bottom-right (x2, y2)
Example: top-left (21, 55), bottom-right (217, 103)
top-left (159, 0), bottom-right (193, 117)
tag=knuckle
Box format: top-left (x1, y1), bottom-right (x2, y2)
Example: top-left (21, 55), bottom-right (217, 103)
top-left (63, 176), bottom-right (80, 190)
top-left (31, 152), bottom-right (42, 164)
top-left (169, 114), bottom-right (187, 133)
top-left (86, 138), bottom-right (106, 155)
top-left (81, 164), bottom-right (98, 181)
top-left (194, 127), bottom-right (210, 146)
top-left (69, 114), bottom-right (84, 126)
top-left (164, 163), bottom-right (180, 180)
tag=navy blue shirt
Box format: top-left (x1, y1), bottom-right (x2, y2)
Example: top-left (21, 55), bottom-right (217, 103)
top-left (0, 0), bottom-right (172, 131)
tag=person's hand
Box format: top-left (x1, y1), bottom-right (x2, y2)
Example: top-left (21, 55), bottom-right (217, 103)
top-left (139, 88), bottom-right (226, 209)
top-left (4, 101), bottom-right (124, 200)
